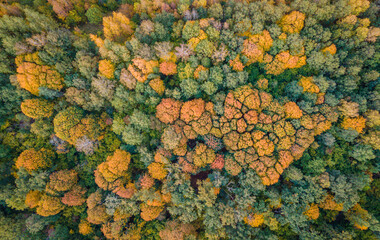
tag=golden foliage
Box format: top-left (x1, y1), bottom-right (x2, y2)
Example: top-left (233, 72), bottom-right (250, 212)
top-left (284, 102), bottom-right (303, 119)
top-left (365, 110), bottom-right (380, 128)
top-left (86, 190), bottom-right (102, 209)
top-left (98, 149), bottom-right (131, 182)
top-left (304, 203), bottom-right (320, 220)
top-left (319, 194), bottom-right (343, 211)
top-left (242, 30), bottom-right (273, 65)
top-left (25, 190), bottom-right (42, 208)
top-left (87, 205), bottom-right (110, 225)
top-left (193, 65), bottom-right (207, 79)
top-left (346, 204), bottom-right (370, 230)
top-left (21, 99), bottom-right (55, 119)
top-left (321, 44), bottom-right (337, 55)
top-left (278, 11), bottom-right (306, 33)
top-left (15, 148), bottom-right (52, 173)
top-left (36, 194), bottom-right (65, 217)
top-left (103, 12), bottom-right (133, 42)
top-left (140, 203), bottom-right (164, 221)
top-left (149, 78), bottom-right (165, 95)
top-left (54, 107), bottom-right (107, 145)
top-left (128, 58), bottom-right (158, 83)
top-left (244, 213), bottom-right (264, 227)
top-left (256, 78), bottom-right (269, 90)
top-left (78, 220), bottom-right (93, 235)
top-left (187, 143), bottom-right (215, 167)
top-left (98, 59), bottom-right (115, 79)
top-left (148, 162), bottom-right (167, 180)
top-left (341, 116), bottom-right (366, 133)
top-left (16, 62), bottom-right (64, 96)
top-left (338, 100), bottom-right (359, 117)
top-left (298, 77), bottom-right (320, 93)
top-left (348, 0), bottom-right (370, 15)
top-left (265, 51), bottom-right (306, 75)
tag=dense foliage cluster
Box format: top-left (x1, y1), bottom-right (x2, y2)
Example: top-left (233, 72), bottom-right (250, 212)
top-left (0, 0), bottom-right (379, 239)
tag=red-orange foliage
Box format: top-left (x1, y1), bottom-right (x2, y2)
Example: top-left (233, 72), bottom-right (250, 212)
top-left (113, 182), bottom-right (136, 199)
top-left (21, 99), bottom-right (55, 119)
top-left (156, 98), bottom-right (182, 124)
top-left (15, 148), bottom-right (52, 173)
top-left (160, 61), bottom-right (177, 75)
top-left (138, 173), bottom-right (155, 189)
top-left (180, 99), bottom-right (205, 123)
top-left (211, 154), bottom-right (225, 170)
top-left (229, 55), bottom-right (244, 71)
top-left (61, 185), bottom-right (87, 206)
top-left (155, 85), bottom-right (330, 186)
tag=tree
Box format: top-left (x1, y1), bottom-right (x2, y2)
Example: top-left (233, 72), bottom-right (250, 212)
top-left (61, 185), bottom-right (86, 206)
top-left (53, 107), bottom-right (84, 143)
top-left (156, 98), bottom-right (182, 124)
top-left (85, 5), bottom-right (103, 24)
top-left (47, 169), bottom-right (78, 192)
top-left (97, 149), bottom-right (131, 183)
top-left (15, 148), bottom-right (53, 173)
top-left (278, 11), bottom-right (306, 34)
top-left (21, 99), bottom-right (55, 119)
top-left (98, 59), bottom-right (115, 79)
top-left (36, 194), bottom-right (64, 217)
top-left (16, 62), bottom-right (64, 96)
top-left (159, 61), bottom-right (177, 75)
top-left (103, 12), bottom-right (133, 43)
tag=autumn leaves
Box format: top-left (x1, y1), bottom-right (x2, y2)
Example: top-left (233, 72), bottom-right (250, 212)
top-left (154, 84), bottom-right (334, 186)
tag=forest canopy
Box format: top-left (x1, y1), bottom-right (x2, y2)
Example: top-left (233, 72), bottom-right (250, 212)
top-left (0, 0), bottom-right (379, 239)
